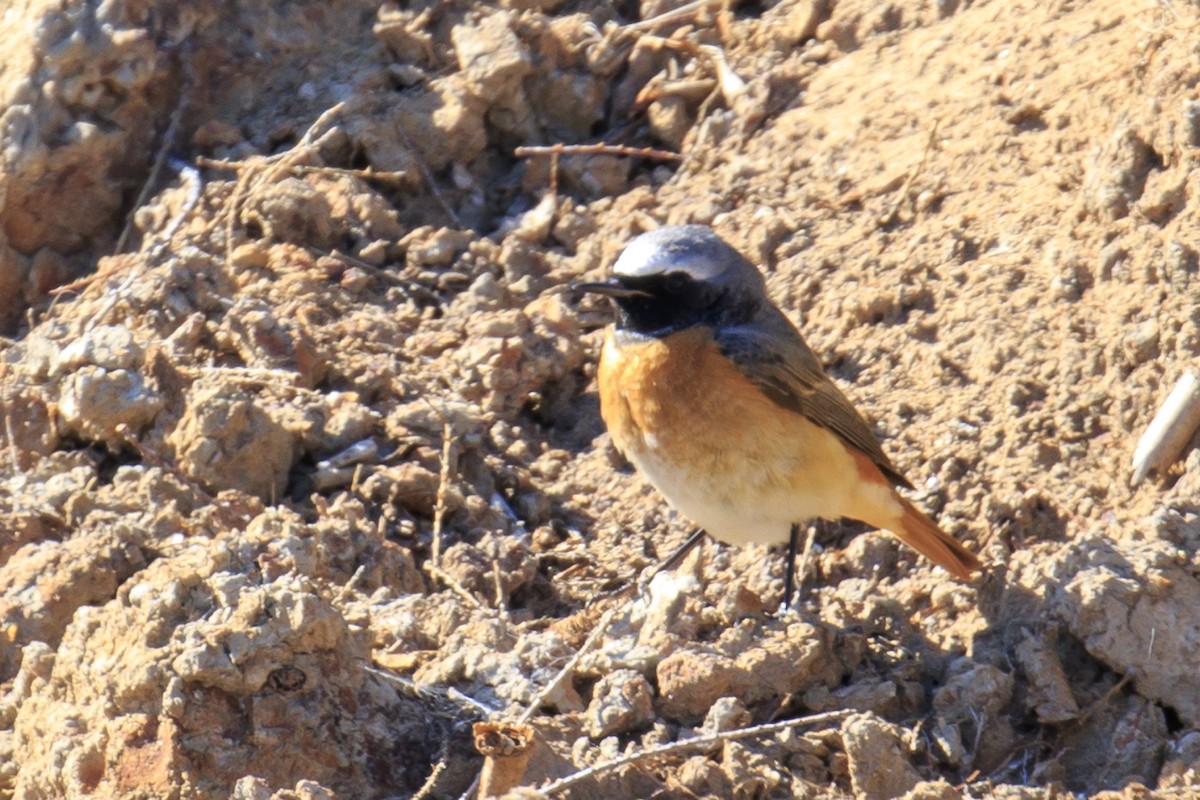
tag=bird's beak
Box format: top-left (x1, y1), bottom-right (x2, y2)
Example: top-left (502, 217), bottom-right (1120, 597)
top-left (571, 280), bottom-right (651, 299)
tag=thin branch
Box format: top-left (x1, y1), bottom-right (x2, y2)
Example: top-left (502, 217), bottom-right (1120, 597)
top-left (425, 563), bottom-right (485, 609)
top-left (197, 157), bottom-right (414, 185)
top-left (146, 160), bottom-right (203, 261)
top-left (516, 602), bottom-right (622, 725)
top-left (396, 123), bottom-right (461, 226)
top-left (514, 143), bottom-right (683, 161)
top-left (536, 709), bottom-right (853, 796)
top-left (218, 102), bottom-right (349, 268)
top-left (363, 664), bottom-right (498, 717)
top-left (432, 420), bottom-right (454, 572)
top-left (4, 412), bottom-right (18, 473)
top-left (410, 756), bottom-right (448, 800)
top-left (115, 70), bottom-right (190, 254)
top-left (621, 0), bottom-right (729, 32)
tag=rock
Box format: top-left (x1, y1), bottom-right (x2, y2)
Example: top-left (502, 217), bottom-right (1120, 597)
top-left (57, 366), bottom-right (163, 442)
top-left (701, 696), bottom-right (750, 733)
top-left (902, 780), bottom-right (963, 799)
top-left (933, 660), bottom-right (1014, 719)
top-left (51, 324), bottom-right (143, 375)
top-left (647, 95), bottom-right (693, 150)
top-left (761, 0), bottom-right (832, 47)
top-left (213, 296), bottom-right (327, 388)
top-left (0, 0), bottom-right (173, 325)
top-left (0, 240), bottom-right (28, 332)
top-left (1159, 730), bottom-right (1200, 787)
top-left (1082, 127), bottom-right (1158, 222)
top-left (451, 11), bottom-right (532, 100)
top-left (675, 755), bottom-right (734, 798)
top-left (241, 177), bottom-right (337, 249)
top-left (1055, 693), bottom-right (1167, 793)
top-left (1014, 633), bottom-right (1080, 724)
top-left (841, 713), bottom-right (922, 800)
top-left (1123, 319), bottom-right (1160, 365)
top-left (394, 78), bottom-right (489, 170)
top-left (731, 620), bottom-right (836, 704)
top-left (403, 226), bottom-right (475, 267)
top-left (439, 532), bottom-right (535, 602)
top-left (0, 385), bottom-right (57, 459)
top-left (0, 524), bottom-right (146, 661)
top-left (362, 462), bottom-right (445, 517)
top-left (656, 650), bottom-right (740, 722)
top-left (584, 669), bottom-right (655, 738)
top-left (527, 71), bottom-right (607, 139)
top-left (167, 380), bottom-right (296, 501)
top-left (1054, 535), bottom-right (1200, 725)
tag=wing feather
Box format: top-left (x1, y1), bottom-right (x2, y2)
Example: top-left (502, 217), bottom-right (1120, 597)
top-left (716, 309), bottom-right (914, 490)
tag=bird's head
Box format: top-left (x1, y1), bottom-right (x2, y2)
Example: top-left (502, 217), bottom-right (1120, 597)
top-left (574, 226), bottom-right (768, 337)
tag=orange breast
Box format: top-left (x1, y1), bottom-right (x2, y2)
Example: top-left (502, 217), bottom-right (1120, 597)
top-left (596, 326), bottom-right (902, 545)
top-left (599, 326), bottom-right (799, 459)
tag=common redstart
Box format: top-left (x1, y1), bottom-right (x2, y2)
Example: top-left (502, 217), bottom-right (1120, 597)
top-left (576, 226), bottom-right (981, 600)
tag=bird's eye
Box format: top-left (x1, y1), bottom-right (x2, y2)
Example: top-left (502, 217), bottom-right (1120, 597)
top-left (664, 272), bottom-right (689, 293)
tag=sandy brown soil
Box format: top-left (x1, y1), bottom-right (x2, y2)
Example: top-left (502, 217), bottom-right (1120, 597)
top-left (2, 0), bottom-right (1199, 798)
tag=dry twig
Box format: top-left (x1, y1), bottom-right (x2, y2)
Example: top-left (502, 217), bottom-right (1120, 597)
top-left (115, 69), bottom-right (191, 254)
top-left (514, 143), bottom-right (684, 161)
top-left (411, 754), bottom-right (449, 800)
top-left (432, 420), bottom-right (454, 571)
top-left (216, 103), bottom-right (349, 268)
top-left (516, 602), bottom-right (623, 726)
top-left (198, 157), bottom-right (414, 186)
top-left (621, 0), bottom-right (730, 32)
top-left (4, 413), bottom-right (18, 473)
top-left (535, 709), bottom-right (852, 796)
top-left (425, 563), bottom-right (485, 609)
top-left (1130, 370), bottom-right (1200, 485)
top-left (395, 123), bottom-right (461, 226)
top-left (516, 143), bottom-right (683, 193)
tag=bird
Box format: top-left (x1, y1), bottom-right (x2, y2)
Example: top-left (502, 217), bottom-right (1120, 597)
top-left (575, 225), bottom-right (981, 605)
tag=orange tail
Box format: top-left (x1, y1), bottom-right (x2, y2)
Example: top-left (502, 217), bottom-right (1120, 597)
top-left (889, 496), bottom-right (981, 580)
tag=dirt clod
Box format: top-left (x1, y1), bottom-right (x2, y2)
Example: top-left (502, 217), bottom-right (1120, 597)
top-left (2, 0), bottom-right (1200, 798)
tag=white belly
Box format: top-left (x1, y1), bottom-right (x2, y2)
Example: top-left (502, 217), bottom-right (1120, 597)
top-left (625, 433), bottom-right (863, 546)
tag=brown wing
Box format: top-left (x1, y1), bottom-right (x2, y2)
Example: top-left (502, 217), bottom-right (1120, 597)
top-left (716, 308), bottom-right (914, 490)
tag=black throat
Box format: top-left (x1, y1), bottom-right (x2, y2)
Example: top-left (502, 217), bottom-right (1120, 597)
top-left (610, 277), bottom-right (760, 338)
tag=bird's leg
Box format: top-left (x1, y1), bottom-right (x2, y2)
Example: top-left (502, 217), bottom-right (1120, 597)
top-left (782, 523), bottom-right (802, 611)
top-left (781, 522), bottom-right (818, 612)
top-left (637, 528), bottom-right (707, 595)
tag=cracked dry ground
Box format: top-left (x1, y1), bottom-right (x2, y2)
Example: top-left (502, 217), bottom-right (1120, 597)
top-left (1, 0), bottom-right (1200, 798)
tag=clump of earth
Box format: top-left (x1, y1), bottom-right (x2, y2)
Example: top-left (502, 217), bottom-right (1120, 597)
top-left (1, 1), bottom-right (1199, 798)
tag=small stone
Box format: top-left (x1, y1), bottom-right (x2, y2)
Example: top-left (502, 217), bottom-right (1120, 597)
top-left (701, 696), bottom-right (750, 733)
top-left (1124, 319), bottom-right (1160, 365)
top-left (929, 720), bottom-right (966, 766)
top-left (1098, 242), bottom-right (1126, 280)
top-left (656, 650), bottom-right (739, 722)
top-left (1014, 635), bottom-right (1080, 723)
top-left (1164, 240), bottom-right (1198, 286)
top-left (1183, 99), bottom-right (1200, 147)
top-left (51, 324), bottom-right (143, 375)
top-left (451, 11), bottom-right (531, 99)
top-left (904, 779), bottom-right (963, 799)
top-left (932, 660), bottom-right (1014, 719)
top-left (584, 669), bottom-right (655, 739)
top-left (166, 380), bottom-right (295, 501)
top-left (405, 227), bottom-right (474, 267)
top-left (57, 367), bottom-right (162, 442)
top-left (841, 713), bottom-right (922, 800)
